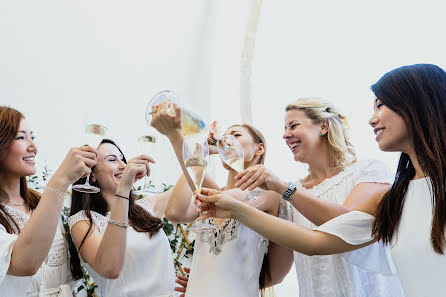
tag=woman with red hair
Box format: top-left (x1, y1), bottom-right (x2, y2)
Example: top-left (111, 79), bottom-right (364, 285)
top-left (0, 106), bottom-right (97, 296)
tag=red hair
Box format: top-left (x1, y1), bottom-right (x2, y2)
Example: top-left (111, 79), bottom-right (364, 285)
top-left (0, 106), bottom-right (40, 234)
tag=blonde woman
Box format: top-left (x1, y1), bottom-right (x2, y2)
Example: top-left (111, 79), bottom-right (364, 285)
top-left (198, 98), bottom-right (405, 297)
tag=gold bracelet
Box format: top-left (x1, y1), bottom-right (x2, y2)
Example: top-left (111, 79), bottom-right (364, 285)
top-left (108, 218), bottom-right (129, 228)
top-left (45, 186), bottom-right (70, 199)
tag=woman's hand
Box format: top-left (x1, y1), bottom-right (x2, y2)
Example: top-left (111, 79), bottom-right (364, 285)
top-left (117, 162), bottom-right (147, 195)
top-left (150, 102), bottom-right (183, 139)
top-left (235, 165), bottom-right (284, 192)
top-left (207, 121), bottom-right (220, 155)
top-left (52, 146), bottom-right (98, 187)
top-left (127, 154), bottom-right (156, 178)
top-left (194, 188), bottom-right (244, 220)
top-left (174, 267), bottom-right (190, 297)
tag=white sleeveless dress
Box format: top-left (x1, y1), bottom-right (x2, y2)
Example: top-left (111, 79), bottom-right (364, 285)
top-left (185, 218), bottom-right (269, 297)
top-left (68, 198), bottom-right (175, 297)
top-left (317, 177), bottom-right (446, 297)
top-left (280, 159), bottom-right (405, 297)
top-left (0, 204), bottom-right (73, 297)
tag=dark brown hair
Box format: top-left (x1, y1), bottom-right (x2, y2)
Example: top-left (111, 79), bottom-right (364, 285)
top-left (0, 106), bottom-right (40, 234)
top-left (371, 64), bottom-right (446, 254)
top-left (68, 139), bottom-right (163, 279)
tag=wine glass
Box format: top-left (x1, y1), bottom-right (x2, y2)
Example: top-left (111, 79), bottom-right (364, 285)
top-left (145, 90), bottom-right (207, 136)
top-left (73, 124), bottom-right (107, 193)
top-left (133, 135), bottom-right (157, 196)
top-left (217, 135), bottom-right (244, 173)
top-left (182, 135), bottom-right (215, 232)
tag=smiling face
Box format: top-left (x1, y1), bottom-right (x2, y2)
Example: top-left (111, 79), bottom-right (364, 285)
top-left (369, 99), bottom-right (411, 153)
top-left (283, 109), bottom-right (326, 163)
top-left (91, 143), bottom-right (126, 193)
top-left (0, 119), bottom-right (38, 178)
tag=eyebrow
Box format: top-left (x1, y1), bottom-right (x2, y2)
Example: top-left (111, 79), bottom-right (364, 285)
top-left (225, 130), bottom-right (242, 135)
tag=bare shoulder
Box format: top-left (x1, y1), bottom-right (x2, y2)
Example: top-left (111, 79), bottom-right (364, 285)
top-left (355, 185), bottom-right (390, 216)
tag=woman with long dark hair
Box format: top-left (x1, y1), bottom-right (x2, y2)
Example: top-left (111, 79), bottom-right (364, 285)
top-left (68, 139), bottom-right (175, 297)
top-left (195, 64), bottom-right (446, 297)
top-left (0, 106), bottom-right (97, 296)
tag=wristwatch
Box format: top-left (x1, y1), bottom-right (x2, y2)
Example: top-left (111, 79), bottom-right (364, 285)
top-left (282, 182), bottom-right (297, 201)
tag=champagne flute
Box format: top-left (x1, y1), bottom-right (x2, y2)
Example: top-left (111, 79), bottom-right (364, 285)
top-left (183, 135), bottom-right (215, 232)
top-left (145, 90), bottom-right (207, 136)
top-left (217, 135), bottom-right (244, 173)
top-left (72, 124), bottom-right (107, 193)
top-left (133, 135), bottom-right (156, 196)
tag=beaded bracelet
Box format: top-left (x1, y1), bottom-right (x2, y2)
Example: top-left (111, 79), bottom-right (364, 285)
top-left (108, 218), bottom-right (129, 228)
top-left (46, 186), bottom-right (70, 199)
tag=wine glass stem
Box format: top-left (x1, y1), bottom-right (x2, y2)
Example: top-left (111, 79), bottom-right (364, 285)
top-left (84, 174), bottom-right (92, 186)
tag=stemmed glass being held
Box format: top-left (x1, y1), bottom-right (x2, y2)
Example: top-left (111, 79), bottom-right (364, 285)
top-left (217, 135), bottom-right (244, 173)
top-left (72, 124), bottom-right (107, 193)
top-left (133, 135), bottom-right (157, 196)
top-left (209, 124), bottom-right (261, 203)
top-left (182, 134), bottom-right (216, 232)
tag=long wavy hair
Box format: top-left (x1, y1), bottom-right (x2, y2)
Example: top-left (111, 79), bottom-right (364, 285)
top-left (286, 97), bottom-right (357, 167)
top-left (371, 64), bottom-right (446, 254)
top-left (0, 106), bottom-right (40, 234)
top-left (68, 139), bottom-right (164, 279)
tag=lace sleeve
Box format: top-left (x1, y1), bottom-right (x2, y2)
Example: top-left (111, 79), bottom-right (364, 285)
top-left (68, 211), bottom-right (109, 234)
top-left (354, 159), bottom-right (394, 186)
top-left (0, 226), bottom-right (18, 284)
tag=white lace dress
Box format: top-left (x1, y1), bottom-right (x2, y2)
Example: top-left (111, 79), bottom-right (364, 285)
top-left (279, 159), bottom-right (405, 297)
top-left (316, 177), bottom-right (446, 297)
top-left (185, 218), bottom-right (269, 297)
top-left (0, 204), bottom-right (73, 297)
top-left (68, 198), bottom-right (175, 297)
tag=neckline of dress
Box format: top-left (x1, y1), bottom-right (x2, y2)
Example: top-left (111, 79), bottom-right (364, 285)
top-left (2, 203), bottom-right (31, 218)
top-left (209, 218), bottom-right (234, 229)
top-left (298, 161), bottom-right (360, 192)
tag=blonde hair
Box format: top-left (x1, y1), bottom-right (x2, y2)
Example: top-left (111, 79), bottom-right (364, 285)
top-left (286, 97), bottom-right (356, 167)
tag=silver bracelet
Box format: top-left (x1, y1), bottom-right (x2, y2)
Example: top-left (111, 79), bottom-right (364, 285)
top-left (45, 186), bottom-right (70, 199)
top-left (281, 182), bottom-right (297, 201)
top-left (108, 218), bottom-right (129, 228)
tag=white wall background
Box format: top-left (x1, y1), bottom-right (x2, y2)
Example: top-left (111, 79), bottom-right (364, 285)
top-left (1, 1), bottom-right (446, 296)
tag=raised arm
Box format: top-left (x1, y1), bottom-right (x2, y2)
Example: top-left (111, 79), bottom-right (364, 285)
top-left (70, 161), bottom-right (146, 279)
top-left (7, 146), bottom-right (97, 276)
top-left (150, 103), bottom-right (219, 223)
top-left (235, 164), bottom-right (390, 226)
top-left (196, 188), bottom-right (381, 256)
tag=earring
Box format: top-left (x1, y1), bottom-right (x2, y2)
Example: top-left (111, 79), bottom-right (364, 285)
top-left (321, 132), bottom-right (325, 137)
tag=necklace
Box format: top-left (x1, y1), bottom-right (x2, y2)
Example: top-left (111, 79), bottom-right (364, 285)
top-left (8, 201), bottom-right (25, 207)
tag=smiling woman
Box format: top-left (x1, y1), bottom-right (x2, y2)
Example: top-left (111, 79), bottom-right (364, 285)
top-left (68, 138), bottom-right (176, 297)
top-left (0, 106), bottom-right (97, 296)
